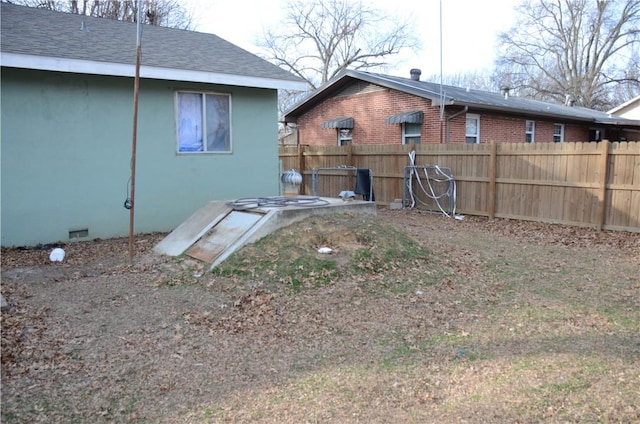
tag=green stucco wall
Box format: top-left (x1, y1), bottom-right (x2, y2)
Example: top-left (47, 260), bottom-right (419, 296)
top-left (1, 68), bottom-right (280, 246)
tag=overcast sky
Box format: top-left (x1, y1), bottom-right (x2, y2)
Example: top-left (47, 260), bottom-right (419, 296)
top-left (184, 0), bottom-right (519, 79)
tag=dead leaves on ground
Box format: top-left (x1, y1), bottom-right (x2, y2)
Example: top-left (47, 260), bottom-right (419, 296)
top-left (182, 289), bottom-right (288, 337)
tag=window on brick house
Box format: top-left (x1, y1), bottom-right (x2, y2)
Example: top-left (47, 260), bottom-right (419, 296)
top-left (465, 114), bottom-right (480, 144)
top-left (385, 110), bottom-right (424, 144)
top-left (553, 123), bottom-right (564, 143)
top-left (403, 123), bottom-right (421, 144)
top-left (525, 120), bottom-right (535, 143)
top-left (338, 128), bottom-right (352, 146)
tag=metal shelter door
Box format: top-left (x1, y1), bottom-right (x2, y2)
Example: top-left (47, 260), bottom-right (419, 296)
top-left (186, 210), bottom-right (264, 263)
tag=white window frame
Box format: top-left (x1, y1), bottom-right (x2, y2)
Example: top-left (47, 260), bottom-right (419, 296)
top-left (337, 128), bottom-right (352, 146)
top-left (465, 113), bottom-right (480, 144)
top-left (175, 91), bottom-right (232, 154)
top-left (402, 123), bottom-right (421, 145)
top-left (525, 120), bottom-right (535, 143)
top-left (553, 123), bottom-right (564, 143)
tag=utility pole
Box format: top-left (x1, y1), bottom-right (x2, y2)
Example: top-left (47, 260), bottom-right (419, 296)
top-left (128, 0), bottom-right (142, 264)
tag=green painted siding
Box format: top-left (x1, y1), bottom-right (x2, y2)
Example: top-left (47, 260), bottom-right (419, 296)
top-left (1, 69), bottom-right (280, 246)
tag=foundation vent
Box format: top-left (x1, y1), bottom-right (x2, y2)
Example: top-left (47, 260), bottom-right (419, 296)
top-left (69, 229), bottom-right (89, 239)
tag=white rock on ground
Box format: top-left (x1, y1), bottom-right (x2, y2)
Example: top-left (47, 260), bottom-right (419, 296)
top-left (1, 294), bottom-right (9, 312)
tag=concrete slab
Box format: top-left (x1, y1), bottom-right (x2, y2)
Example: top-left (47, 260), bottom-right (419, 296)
top-left (240, 197), bottom-right (376, 244)
top-left (153, 201), bottom-right (231, 256)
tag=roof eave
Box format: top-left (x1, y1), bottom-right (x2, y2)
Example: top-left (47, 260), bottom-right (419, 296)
top-left (594, 117), bottom-right (640, 126)
top-left (281, 69), bottom-right (640, 126)
top-left (283, 69), bottom-right (449, 120)
top-left (607, 95), bottom-right (640, 115)
top-left (283, 71), bottom-right (355, 119)
top-left (446, 100), bottom-right (634, 124)
top-left (1, 52), bottom-right (308, 91)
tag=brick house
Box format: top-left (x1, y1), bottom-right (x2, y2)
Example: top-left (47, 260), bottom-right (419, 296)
top-left (282, 69), bottom-right (640, 146)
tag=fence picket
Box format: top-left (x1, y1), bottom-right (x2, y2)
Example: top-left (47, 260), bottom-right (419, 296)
top-left (279, 141), bottom-right (640, 231)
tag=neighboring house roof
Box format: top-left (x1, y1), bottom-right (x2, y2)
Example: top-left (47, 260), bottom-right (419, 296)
top-left (283, 69), bottom-right (640, 127)
top-left (608, 95), bottom-right (640, 120)
top-left (0, 3), bottom-right (307, 91)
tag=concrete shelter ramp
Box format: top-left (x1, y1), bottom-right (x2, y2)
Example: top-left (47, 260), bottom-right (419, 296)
top-left (154, 197), bottom-right (377, 268)
top-left (153, 201), bottom-right (231, 256)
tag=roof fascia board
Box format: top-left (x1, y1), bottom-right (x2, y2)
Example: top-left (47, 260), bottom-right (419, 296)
top-left (283, 69), bottom-right (639, 126)
top-left (283, 74), bottom-right (349, 118)
top-left (608, 95), bottom-right (640, 114)
top-left (445, 100), bottom-right (638, 125)
top-left (353, 71), bottom-right (637, 124)
top-left (1, 52), bottom-right (308, 91)
top-left (459, 102), bottom-right (597, 122)
top-left (594, 118), bottom-right (640, 126)
top-left (284, 70), bottom-right (447, 118)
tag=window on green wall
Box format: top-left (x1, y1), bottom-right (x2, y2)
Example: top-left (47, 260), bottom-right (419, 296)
top-left (176, 91), bottom-right (231, 153)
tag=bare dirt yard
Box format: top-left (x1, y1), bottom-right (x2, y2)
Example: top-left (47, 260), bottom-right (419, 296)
top-left (2, 208), bottom-right (639, 423)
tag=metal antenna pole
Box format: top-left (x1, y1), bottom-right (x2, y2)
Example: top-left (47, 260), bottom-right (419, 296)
top-left (128, 1), bottom-right (142, 264)
top-left (439, 0), bottom-right (445, 143)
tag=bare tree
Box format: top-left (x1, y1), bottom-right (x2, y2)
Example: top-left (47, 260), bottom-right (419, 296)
top-left (496, 0), bottom-right (640, 110)
top-left (260, 0), bottom-right (421, 90)
top-left (9, 0), bottom-right (193, 28)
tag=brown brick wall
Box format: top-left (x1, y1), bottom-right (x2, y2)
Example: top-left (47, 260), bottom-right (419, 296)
top-left (474, 114), bottom-right (589, 143)
top-left (297, 89), bottom-right (439, 146)
top-left (295, 86), bottom-right (598, 145)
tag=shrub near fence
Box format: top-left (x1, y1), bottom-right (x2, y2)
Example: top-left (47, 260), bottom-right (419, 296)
top-left (279, 141), bottom-right (640, 232)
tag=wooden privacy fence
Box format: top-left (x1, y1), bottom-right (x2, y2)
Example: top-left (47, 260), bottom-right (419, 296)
top-left (279, 141), bottom-right (640, 232)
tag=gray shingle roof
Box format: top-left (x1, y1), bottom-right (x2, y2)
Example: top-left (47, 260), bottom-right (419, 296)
top-left (1, 3), bottom-right (306, 90)
top-left (284, 69), bottom-right (640, 126)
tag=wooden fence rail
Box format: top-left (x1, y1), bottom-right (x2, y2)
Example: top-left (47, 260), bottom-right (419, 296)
top-left (279, 141), bottom-right (640, 232)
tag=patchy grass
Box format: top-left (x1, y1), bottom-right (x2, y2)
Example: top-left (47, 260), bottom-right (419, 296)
top-left (212, 213), bottom-right (432, 293)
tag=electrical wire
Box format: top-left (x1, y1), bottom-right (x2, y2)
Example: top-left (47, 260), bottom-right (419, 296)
top-left (228, 196), bottom-right (330, 211)
top-left (123, 177), bottom-right (133, 210)
top-left (405, 150), bottom-right (459, 218)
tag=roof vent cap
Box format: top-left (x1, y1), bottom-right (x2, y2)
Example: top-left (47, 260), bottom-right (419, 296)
top-left (409, 68), bottom-right (422, 81)
top-left (565, 94), bottom-right (576, 107)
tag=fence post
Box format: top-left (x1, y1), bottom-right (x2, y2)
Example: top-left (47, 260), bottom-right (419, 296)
top-left (596, 140), bottom-right (610, 231)
top-left (297, 144), bottom-right (306, 194)
top-left (346, 142), bottom-right (353, 167)
top-left (488, 140), bottom-right (497, 219)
